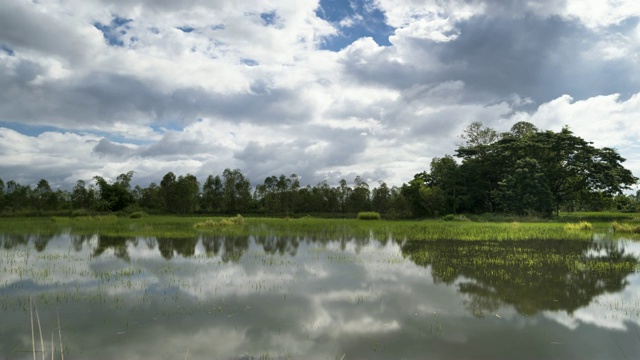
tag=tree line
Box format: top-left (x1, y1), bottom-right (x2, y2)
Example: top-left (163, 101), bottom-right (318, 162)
top-left (0, 169), bottom-right (413, 217)
top-left (0, 122), bottom-right (637, 218)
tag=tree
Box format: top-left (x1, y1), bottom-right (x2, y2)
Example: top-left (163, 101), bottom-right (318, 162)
top-left (5, 180), bottom-right (29, 213)
top-left (371, 182), bottom-right (391, 214)
top-left (139, 182), bottom-right (163, 210)
top-left (508, 121), bottom-right (538, 138)
top-left (174, 174), bottom-right (200, 214)
top-left (494, 158), bottom-right (553, 216)
top-left (201, 175), bottom-right (223, 213)
top-left (71, 180), bottom-right (92, 210)
top-left (456, 124), bottom-right (637, 215)
top-left (458, 121), bottom-right (500, 147)
top-left (160, 172), bottom-right (178, 212)
top-left (93, 171), bottom-right (135, 212)
top-left (222, 169), bottom-right (251, 214)
top-left (33, 179), bottom-right (53, 210)
top-left (348, 175), bottom-right (371, 212)
top-left (429, 156), bottom-right (460, 214)
top-left (0, 178), bottom-right (4, 211)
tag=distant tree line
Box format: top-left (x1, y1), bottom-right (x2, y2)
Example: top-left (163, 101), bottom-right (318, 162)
top-left (0, 122), bottom-right (637, 218)
top-left (0, 169), bottom-right (413, 218)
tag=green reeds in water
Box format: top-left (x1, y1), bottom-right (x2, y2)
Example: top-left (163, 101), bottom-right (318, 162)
top-left (29, 298), bottom-right (64, 360)
top-left (611, 221), bottom-right (640, 234)
top-left (356, 212), bottom-right (381, 220)
top-left (564, 221), bottom-right (593, 231)
top-left (194, 214), bottom-right (246, 228)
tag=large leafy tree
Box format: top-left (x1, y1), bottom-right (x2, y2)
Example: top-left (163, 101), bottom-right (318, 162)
top-left (93, 171), bottom-right (135, 212)
top-left (201, 175), bottom-right (224, 213)
top-left (456, 123), bottom-right (637, 215)
top-left (222, 168), bottom-right (252, 214)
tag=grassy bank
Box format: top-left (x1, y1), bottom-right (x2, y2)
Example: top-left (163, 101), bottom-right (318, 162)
top-left (0, 212), bottom-right (635, 241)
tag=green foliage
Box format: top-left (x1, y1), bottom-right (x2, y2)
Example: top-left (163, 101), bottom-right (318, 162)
top-left (442, 214), bottom-right (469, 222)
top-left (194, 214), bottom-right (246, 228)
top-left (449, 122), bottom-right (638, 216)
top-left (357, 211), bottom-right (381, 220)
top-left (93, 171), bottom-right (135, 212)
top-left (494, 158), bottom-right (553, 217)
top-left (129, 211), bottom-right (147, 219)
top-left (611, 221), bottom-right (640, 234)
top-left (564, 221), bottom-right (593, 231)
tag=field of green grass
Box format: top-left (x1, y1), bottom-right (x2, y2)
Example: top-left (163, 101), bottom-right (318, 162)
top-left (1, 212), bottom-right (638, 241)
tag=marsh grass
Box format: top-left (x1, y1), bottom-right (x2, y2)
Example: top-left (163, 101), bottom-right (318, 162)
top-left (0, 214), bottom-right (606, 241)
top-left (194, 215), bottom-right (246, 229)
top-left (564, 221), bottom-right (593, 231)
top-left (611, 221), bottom-right (640, 234)
top-left (29, 298), bottom-right (64, 360)
top-left (357, 212), bottom-right (381, 220)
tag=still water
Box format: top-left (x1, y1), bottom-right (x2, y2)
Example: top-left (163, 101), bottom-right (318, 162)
top-left (1, 232), bottom-right (640, 359)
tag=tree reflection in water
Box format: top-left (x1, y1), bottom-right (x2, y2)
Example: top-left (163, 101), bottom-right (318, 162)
top-left (201, 235), bottom-right (249, 263)
top-left (401, 239), bottom-right (639, 316)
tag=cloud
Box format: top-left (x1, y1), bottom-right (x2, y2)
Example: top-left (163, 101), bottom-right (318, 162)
top-left (1, 0), bottom-right (639, 190)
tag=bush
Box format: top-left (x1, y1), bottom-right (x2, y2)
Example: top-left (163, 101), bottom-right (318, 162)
top-left (129, 211), bottom-right (147, 219)
top-left (611, 221), bottom-right (640, 234)
top-left (564, 221), bottom-right (593, 231)
top-left (357, 212), bottom-right (381, 220)
top-left (442, 214), bottom-right (470, 222)
top-left (194, 214), bottom-right (246, 228)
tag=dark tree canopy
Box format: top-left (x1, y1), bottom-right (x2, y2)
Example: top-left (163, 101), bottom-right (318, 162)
top-left (455, 124), bottom-right (637, 215)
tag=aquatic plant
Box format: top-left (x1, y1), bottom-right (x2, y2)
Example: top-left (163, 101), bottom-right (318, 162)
top-left (194, 214), bottom-right (246, 228)
top-left (564, 221), bottom-right (593, 231)
top-left (357, 212), bottom-right (381, 220)
top-left (611, 221), bottom-right (640, 234)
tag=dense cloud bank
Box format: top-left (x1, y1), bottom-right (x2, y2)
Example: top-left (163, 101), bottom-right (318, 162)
top-left (0, 0), bottom-right (639, 189)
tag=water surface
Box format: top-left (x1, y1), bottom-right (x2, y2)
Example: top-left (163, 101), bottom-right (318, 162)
top-left (1, 232), bottom-right (640, 359)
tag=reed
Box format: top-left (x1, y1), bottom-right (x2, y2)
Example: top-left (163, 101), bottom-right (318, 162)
top-left (564, 221), bottom-right (593, 231)
top-left (0, 215), bottom-right (604, 241)
top-left (357, 212), bottom-right (381, 220)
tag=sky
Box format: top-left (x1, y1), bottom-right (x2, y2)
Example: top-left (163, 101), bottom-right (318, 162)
top-left (1, 0), bottom-right (640, 190)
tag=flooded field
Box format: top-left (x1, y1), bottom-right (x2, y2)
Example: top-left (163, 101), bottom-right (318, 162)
top-left (1, 231), bottom-right (640, 359)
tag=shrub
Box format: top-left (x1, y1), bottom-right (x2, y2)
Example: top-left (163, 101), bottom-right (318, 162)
top-left (564, 221), bottom-right (593, 231)
top-left (357, 212), bottom-right (381, 220)
top-left (611, 221), bottom-right (640, 234)
top-left (443, 214), bottom-right (470, 222)
top-left (129, 211), bottom-right (147, 219)
top-left (194, 214), bottom-right (246, 228)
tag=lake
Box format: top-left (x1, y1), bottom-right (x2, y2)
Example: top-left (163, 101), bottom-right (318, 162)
top-left (1, 231), bottom-right (640, 359)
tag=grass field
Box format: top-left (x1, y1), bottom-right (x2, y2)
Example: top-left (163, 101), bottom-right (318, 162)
top-left (0, 212), bottom-right (638, 241)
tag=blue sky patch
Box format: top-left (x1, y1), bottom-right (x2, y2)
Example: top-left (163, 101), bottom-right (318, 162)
top-left (94, 16), bottom-right (133, 47)
top-left (316, 0), bottom-right (394, 51)
top-left (149, 121), bottom-right (185, 134)
top-left (241, 58), bottom-right (259, 66)
top-left (0, 122), bottom-right (150, 145)
top-left (260, 11), bottom-right (278, 26)
top-left (0, 122), bottom-right (61, 137)
top-left (178, 26), bottom-right (195, 33)
top-left (1, 44), bottom-right (14, 56)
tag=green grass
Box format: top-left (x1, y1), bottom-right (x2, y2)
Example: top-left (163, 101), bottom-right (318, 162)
top-left (0, 213), bottom-right (629, 241)
top-left (357, 212), bottom-right (381, 220)
top-left (564, 221), bottom-right (593, 231)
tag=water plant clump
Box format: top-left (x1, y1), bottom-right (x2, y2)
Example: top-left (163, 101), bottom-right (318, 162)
top-left (129, 211), bottom-right (147, 219)
top-left (611, 221), bottom-right (640, 234)
top-left (194, 214), bottom-right (246, 228)
top-left (564, 221), bottom-right (593, 231)
top-left (442, 214), bottom-right (470, 222)
top-left (357, 212), bottom-right (381, 220)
